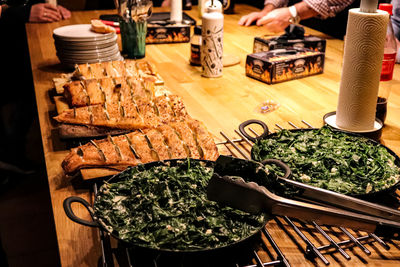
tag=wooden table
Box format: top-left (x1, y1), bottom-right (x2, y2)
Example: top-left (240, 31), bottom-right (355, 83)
top-left (26, 5), bottom-right (400, 267)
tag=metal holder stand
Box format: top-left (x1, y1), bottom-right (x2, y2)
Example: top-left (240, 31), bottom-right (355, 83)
top-left (217, 119), bottom-right (390, 265)
top-left (93, 119), bottom-right (393, 266)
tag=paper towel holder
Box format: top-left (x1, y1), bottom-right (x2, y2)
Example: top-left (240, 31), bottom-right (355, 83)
top-left (323, 111), bottom-right (383, 141)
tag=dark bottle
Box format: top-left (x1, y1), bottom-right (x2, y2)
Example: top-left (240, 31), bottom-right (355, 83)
top-left (190, 25), bottom-right (202, 66)
top-left (183, 0), bottom-right (192, 10)
top-left (222, 0), bottom-right (234, 14)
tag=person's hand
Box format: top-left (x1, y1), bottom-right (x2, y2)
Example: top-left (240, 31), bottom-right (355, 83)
top-left (57, 5), bottom-right (71, 20)
top-left (238, 11), bottom-right (268, 26)
top-left (29, 3), bottom-right (62, 23)
top-left (256, 7), bottom-right (291, 33)
top-left (161, 0), bottom-right (171, 7)
top-left (238, 4), bottom-right (275, 27)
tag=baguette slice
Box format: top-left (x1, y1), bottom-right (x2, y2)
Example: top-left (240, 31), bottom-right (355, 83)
top-left (53, 60), bottom-right (164, 94)
top-left (73, 60), bottom-right (162, 84)
top-left (62, 119), bottom-right (219, 174)
top-left (59, 124), bottom-right (130, 139)
top-left (63, 76), bottom-right (158, 107)
top-left (53, 95), bottom-right (188, 130)
top-left (91, 19), bottom-right (116, 33)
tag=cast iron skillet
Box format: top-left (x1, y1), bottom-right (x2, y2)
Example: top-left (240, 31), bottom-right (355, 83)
top-left (63, 158), bottom-right (287, 254)
top-left (239, 119), bottom-right (400, 202)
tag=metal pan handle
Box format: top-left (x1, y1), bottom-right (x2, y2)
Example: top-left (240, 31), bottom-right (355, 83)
top-left (261, 159), bottom-right (291, 179)
top-left (239, 119), bottom-right (269, 142)
top-left (63, 196), bottom-right (100, 228)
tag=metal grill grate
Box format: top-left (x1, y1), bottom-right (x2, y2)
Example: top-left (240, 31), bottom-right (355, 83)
top-left (217, 120), bottom-right (390, 265)
top-left (94, 119), bottom-right (394, 266)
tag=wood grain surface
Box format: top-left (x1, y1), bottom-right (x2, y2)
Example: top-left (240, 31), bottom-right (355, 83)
top-left (26, 5), bottom-right (400, 267)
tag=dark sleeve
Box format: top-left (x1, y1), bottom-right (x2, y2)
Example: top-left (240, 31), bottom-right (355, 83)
top-left (1, 4), bottom-right (32, 24)
top-left (393, 0), bottom-right (400, 41)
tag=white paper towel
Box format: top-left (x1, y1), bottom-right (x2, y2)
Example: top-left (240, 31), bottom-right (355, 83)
top-left (170, 0), bottom-right (182, 22)
top-left (336, 9), bottom-right (389, 131)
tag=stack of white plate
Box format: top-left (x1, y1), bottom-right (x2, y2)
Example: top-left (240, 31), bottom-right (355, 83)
top-left (53, 24), bottom-right (123, 68)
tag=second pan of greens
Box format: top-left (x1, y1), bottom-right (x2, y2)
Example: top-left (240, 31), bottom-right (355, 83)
top-left (239, 120), bottom-right (400, 199)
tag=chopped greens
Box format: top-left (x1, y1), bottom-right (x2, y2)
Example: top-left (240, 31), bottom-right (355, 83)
top-left (251, 126), bottom-right (400, 195)
top-left (94, 160), bottom-right (266, 251)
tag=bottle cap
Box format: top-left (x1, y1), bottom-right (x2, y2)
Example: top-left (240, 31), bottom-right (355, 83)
top-left (205, 0), bottom-right (223, 13)
top-left (378, 3), bottom-right (393, 15)
top-left (194, 25), bottom-right (202, 35)
top-left (360, 0), bottom-right (378, 13)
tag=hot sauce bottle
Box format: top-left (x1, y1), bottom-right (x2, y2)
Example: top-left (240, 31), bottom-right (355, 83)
top-left (376, 3), bottom-right (397, 123)
top-left (190, 25), bottom-right (202, 66)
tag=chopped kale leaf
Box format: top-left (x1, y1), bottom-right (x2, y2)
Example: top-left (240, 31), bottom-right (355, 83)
top-left (94, 160), bottom-right (266, 251)
top-left (251, 126), bottom-right (400, 195)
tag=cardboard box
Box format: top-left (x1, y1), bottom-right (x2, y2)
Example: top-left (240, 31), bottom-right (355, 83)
top-left (145, 12), bottom-right (195, 44)
top-left (245, 48), bottom-right (325, 84)
top-left (253, 35), bottom-right (326, 53)
top-left (146, 25), bottom-right (190, 44)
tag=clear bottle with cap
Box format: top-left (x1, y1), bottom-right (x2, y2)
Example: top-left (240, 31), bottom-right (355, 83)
top-left (201, 2), bottom-right (223, 78)
top-left (376, 3), bottom-right (397, 123)
top-left (190, 25), bottom-right (202, 66)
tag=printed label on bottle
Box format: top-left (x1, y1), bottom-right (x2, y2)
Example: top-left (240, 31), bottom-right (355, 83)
top-left (190, 44), bottom-right (201, 65)
top-left (381, 52), bottom-right (396, 81)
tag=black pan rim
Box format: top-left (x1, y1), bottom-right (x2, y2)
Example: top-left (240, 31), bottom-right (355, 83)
top-left (93, 158), bottom-right (270, 254)
top-left (249, 127), bottom-right (400, 199)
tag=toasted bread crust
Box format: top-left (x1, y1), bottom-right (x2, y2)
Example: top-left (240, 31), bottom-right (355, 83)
top-left (91, 19), bottom-right (116, 33)
top-left (54, 95), bottom-right (188, 130)
top-left (62, 119), bottom-right (219, 174)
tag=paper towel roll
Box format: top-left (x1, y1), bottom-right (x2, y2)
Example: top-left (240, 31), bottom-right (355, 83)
top-left (170, 0), bottom-right (182, 23)
top-left (336, 9), bottom-right (389, 131)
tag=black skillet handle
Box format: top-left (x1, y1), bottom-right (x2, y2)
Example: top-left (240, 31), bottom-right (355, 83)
top-left (239, 119), bottom-right (269, 143)
top-left (375, 224), bottom-right (400, 239)
top-left (63, 196), bottom-right (100, 228)
top-left (261, 159), bottom-right (291, 179)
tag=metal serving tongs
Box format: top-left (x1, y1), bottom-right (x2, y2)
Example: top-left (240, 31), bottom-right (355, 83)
top-left (208, 156), bottom-right (400, 234)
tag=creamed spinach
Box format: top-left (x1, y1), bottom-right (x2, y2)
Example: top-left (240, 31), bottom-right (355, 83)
top-left (252, 126), bottom-right (400, 195)
top-left (94, 160), bottom-right (265, 251)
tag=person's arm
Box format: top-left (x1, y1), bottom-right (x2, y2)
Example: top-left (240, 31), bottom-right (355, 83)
top-left (161, 0), bottom-right (171, 7)
top-left (238, 4), bottom-right (275, 26)
top-left (256, 2), bottom-right (317, 32)
top-left (29, 3), bottom-right (61, 23)
top-left (0, 3), bottom-right (31, 23)
top-left (391, 0), bottom-right (400, 62)
top-left (303, 0), bottom-right (353, 19)
top-left (238, 0), bottom-right (288, 27)
top-left (57, 5), bottom-right (71, 20)
top-left (256, 0), bottom-right (353, 33)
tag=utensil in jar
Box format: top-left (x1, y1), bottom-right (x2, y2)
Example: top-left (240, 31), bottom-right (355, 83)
top-left (207, 156), bottom-right (400, 234)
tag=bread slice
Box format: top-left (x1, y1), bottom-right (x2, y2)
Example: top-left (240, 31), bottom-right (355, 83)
top-left (91, 19), bottom-right (116, 33)
top-left (53, 95), bottom-right (188, 130)
top-left (61, 119), bottom-right (219, 174)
